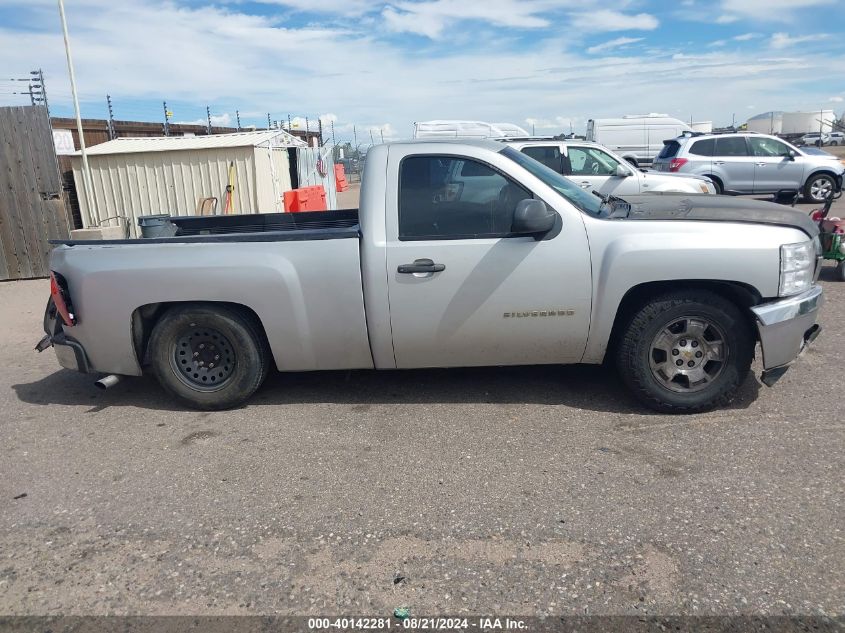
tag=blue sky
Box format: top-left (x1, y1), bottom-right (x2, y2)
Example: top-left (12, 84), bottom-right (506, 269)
top-left (0, 0), bottom-right (843, 145)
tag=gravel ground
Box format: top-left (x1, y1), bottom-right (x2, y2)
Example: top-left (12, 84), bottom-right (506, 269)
top-left (0, 239), bottom-right (843, 617)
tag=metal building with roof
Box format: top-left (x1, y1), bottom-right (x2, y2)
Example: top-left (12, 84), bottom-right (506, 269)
top-left (71, 129), bottom-right (308, 237)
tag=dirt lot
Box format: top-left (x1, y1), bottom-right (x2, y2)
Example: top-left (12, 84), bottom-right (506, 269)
top-left (0, 213), bottom-right (843, 618)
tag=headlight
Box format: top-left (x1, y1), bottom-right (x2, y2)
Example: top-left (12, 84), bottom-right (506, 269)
top-left (779, 241), bottom-right (814, 297)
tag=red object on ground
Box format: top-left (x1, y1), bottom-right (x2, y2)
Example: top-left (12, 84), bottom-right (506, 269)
top-left (283, 186), bottom-right (328, 212)
top-left (334, 164), bottom-right (349, 192)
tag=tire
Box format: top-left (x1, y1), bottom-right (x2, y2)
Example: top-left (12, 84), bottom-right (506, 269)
top-left (804, 173), bottom-right (835, 203)
top-left (616, 290), bottom-right (754, 413)
top-left (706, 176), bottom-right (723, 194)
top-left (837, 260), bottom-right (845, 282)
top-left (148, 303), bottom-right (270, 410)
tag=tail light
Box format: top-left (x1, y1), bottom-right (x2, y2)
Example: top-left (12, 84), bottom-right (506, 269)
top-left (668, 158), bottom-right (688, 172)
top-left (50, 271), bottom-right (76, 327)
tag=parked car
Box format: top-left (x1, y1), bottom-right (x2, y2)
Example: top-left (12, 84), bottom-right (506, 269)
top-left (502, 138), bottom-right (716, 196)
top-left (800, 132), bottom-right (831, 147)
top-left (586, 114), bottom-right (693, 167)
top-left (827, 132), bottom-right (844, 146)
top-left (653, 132), bottom-right (844, 203)
top-left (38, 140), bottom-right (823, 414)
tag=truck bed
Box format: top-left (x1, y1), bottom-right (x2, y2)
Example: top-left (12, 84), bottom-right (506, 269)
top-left (50, 209), bottom-right (360, 246)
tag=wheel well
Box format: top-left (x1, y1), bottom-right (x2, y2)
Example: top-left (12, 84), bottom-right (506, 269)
top-left (703, 174), bottom-right (722, 191)
top-left (132, 301), bottom-right (270, 368)
top-left (604, 280), bottom-right (762, 362)
top-left (805, 170), bottom-right (837, 185)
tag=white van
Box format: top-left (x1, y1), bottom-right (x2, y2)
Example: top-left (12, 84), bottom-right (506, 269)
top-left (586, 114), bottom-right (692, 167)
top-left (413, 120), bottom-right (529, 139)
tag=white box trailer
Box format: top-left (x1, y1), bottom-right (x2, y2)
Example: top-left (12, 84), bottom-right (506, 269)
top-left (586, 114), bottom-right (692, 166)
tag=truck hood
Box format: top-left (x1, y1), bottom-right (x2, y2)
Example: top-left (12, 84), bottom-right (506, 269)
top-left (610, 193), bottom-right (818, 238)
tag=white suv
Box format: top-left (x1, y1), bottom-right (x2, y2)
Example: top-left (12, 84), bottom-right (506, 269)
top-left (502, 139), bottom-right (716, 196)
top-left (653, 132), bottom-right (844, 203)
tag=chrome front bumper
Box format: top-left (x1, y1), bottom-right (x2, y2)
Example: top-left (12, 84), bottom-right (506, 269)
top-left (751, 285), bottom-right (823, 386)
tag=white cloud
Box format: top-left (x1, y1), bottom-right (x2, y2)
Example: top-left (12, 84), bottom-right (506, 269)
top-left (708, 39), bottom-right (728, 47)
top-left (715, 14), bottom-right (739, 23)
top-left (770, 32), bottom-right (827, 48)
top-left (570, 9), bottom-right (659, 32)
top-left (176, 112), bottom-right (232, 127)
top-left (721, 0), bottom-right (836, 20)
top-left (830, 96), bottom-right (844, 103)
top-left (586, 36), bottom-right (643, 54)
top-left (382, 0), bottom-right (571, 38)
top-left (733, 33), bottom-right (761, 41)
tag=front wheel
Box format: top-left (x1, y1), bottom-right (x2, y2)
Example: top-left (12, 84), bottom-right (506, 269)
top-left (616, 291), bottom-right (754, 413)
top-left (148, 304), bottom-right (270, 410)
top-left (804, 174), bottom-right (835, 203)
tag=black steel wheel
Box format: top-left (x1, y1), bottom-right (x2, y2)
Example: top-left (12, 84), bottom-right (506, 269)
top-left (149, 304), bottom-right (270, 410)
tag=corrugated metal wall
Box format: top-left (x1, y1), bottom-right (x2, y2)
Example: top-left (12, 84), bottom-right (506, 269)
top-left (296, 146), bottom-right (338, 211)
top-left (73, 147), bottom-right (263, 237)
top-left (253, 147), bottom-right (292, 213)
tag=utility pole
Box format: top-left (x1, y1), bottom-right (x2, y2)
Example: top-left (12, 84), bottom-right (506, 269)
top-left (57, 0), bottom-right (97, 226)
top-left (28, 69), bottom-right (49, 114)
top-left (318, 118), bottom-right (323, 147)
top-left (287, 114), bottom-right (292, 132)
top-left (380, 128), bottom-right (384, 143)
top-left (267, 113), bottom-right (272, 130)
top-left (353, 125), bottom-right (358, 157)
top-left (236, 110), bottom-right (241, 131)
top-left (731, 113), bottom-right (736, 130)
top-left (331, 120), bottom-right (336, 147)
top-left (206, 106), bottom-right (212, 135)
top-left (163, 101), bottom-right (171, 136)
top-left (106, 94), bottom-right (116, 140)
top-left (369, 129), bottom-right (375, 146)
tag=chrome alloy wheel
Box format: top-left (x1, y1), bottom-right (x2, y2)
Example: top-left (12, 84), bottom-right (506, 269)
top-left (809, 177), bottom-right (833, 202)
top-left (648, 316), bottom-right (728, 393)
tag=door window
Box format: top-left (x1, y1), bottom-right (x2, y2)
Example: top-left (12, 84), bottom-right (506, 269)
top-left (749, 137), bottom-right (792, 157)
top-left (521, 146), bottom-right (569, 174)
top-left (714, 137), bottom-right (750, 157)
top-left (688, 138), bottom-right (715, 156)
top-left (568, 146), bottom-right (622, 176)
top-left (398, 155), bottom-right (532, 240)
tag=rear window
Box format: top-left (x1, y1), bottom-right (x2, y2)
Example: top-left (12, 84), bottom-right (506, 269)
top-left (657, 141), bottom-right (680, 159)
top-left (689, 138), bottom-right (715, 156)
top-left (714, 137), bottom-right (749, 157)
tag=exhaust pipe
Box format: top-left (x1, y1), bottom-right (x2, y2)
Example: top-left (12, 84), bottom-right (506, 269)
top-left (95, 374), bottom-right (122, 390)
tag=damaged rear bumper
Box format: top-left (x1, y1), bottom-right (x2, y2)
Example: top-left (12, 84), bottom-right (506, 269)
top-left (751, 285), bottom-right (823, 386)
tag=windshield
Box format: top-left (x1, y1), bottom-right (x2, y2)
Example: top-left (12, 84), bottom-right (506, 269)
top-left (500, 146), bottom-right (603, 215)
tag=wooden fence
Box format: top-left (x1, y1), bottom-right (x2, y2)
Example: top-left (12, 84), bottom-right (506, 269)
top-left (0, 106), bottom-right (70, 280)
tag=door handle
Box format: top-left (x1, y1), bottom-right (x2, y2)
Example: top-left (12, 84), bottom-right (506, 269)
top-left (713, 161), bottom-right (725, 165)
top-left (579, 181), bottom-right (591, 189)
top-left (397, 258), bottom-right (446, 274)
top-left (755, 162), bottom-right (767, 167)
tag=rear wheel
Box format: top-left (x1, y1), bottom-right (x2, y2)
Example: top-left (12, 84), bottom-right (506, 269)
top-left (616, 291), bottom-right (754, 413)
top-left (836, 260), bottom-right (845, 281)
top-left (148, 304), bottom-right (270, 410)
top-left (706, 176), bottom-right (723, 194)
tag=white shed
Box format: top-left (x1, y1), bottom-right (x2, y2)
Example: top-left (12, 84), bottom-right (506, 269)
top-left (71, 130), bottom-right (307, 237)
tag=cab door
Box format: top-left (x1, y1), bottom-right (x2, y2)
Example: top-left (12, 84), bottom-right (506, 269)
top-left (566, 145), bottom-right (638, 196)
top-left (712, 136), bottom-right (756, 193)
top-left (383, 146), bottom-right (593, 369)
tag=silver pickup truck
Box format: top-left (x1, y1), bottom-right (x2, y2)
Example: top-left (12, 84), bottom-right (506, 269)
top-left (38, 139), bottom-right (824, 412)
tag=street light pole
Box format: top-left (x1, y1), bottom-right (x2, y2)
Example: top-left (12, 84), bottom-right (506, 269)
top-left (57, 0), bottom-right (97, 227)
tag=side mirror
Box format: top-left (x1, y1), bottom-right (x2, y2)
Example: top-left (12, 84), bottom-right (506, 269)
top-left (511, 199), bottom-right (556, 237)
top-left (615, 164), bottom-right (631, 177)
top-left (787, 150), bottom-right (797, 161)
